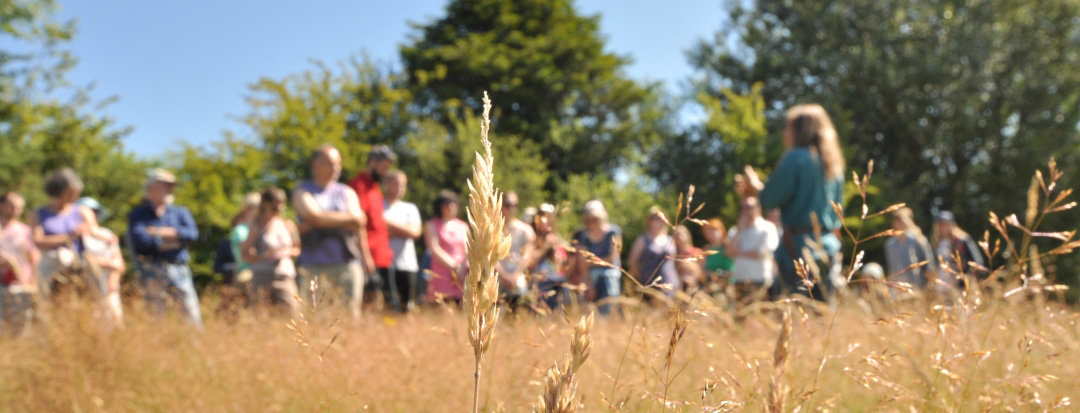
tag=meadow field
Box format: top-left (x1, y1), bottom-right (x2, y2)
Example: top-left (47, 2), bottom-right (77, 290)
top-left (0, 289), bottom-right (1076, 412)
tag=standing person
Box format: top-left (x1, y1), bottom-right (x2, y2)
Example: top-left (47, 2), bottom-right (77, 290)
top-left (229, 193), bottom-right (261, 285)
top-left (75, 197), bottom-right (126, 324)
top-left (884, 207), bottom-right (936, 292)
top-left (729, 198), bottom-right (780, 301)
top-left (0, 192), bottom-right (38, 335)
top-left (382, 171), bottom-right (422, 312)
top-left (627, 207), bottom-right (679, 297)
top-left (495, 192), bottom-right (535, 307)
top-left (571, 200), bottom-right (622, 315)
top-left (241, 188), bottom-right (300, 315)
top-left (347, 145), bottom-right (395, 309)
top-left (932, 211), bottom-right (983, 287)
top-left (672, 225), bottom-right (704, 292)
top-left (425, 190), bottom-right (468, 304)
top-left (31, 168), bottom-right (107, 297)
top-left (701, 219), bottom-right (735, 293)
top-left (736, 104), bottom-right (846, 301)
top-left (294, 145), bottom-right (368, 319)
top-left (128, 169), bottom-right (202, 326)
top-left (528, 203), bottom-right (569, 312)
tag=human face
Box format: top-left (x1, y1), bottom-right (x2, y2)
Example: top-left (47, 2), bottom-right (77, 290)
top-left (704, 226), bottom-right (722, 245)
top-left (584, 214), bottom-right (601, 230)
top-left (369, 159), bottom-right (393, 180)
top-left (936, 221), bottom-right (953, 238)
top-left (647, 215), bottom-right (665, 234)
top-left (443, 202), bottom-right (459, 220)
top-left (740, 201), bottom-right (759, 219)
top-left (384, 175), bottom-right (406, 201)
top-left (146, 181), bottom-right (174, 206)
top-left (502, 194), bottom-right (519, 219)
top-left (313, 149), bottom-right (343, 184)
top-left (63, 187), bottom-right (82, 204)
top-left (536, 214), bottom-right (554, 234)
top-left (892, 216), bottom-right (905, 231)
top-left (0, 197), bottom-right (23, 220)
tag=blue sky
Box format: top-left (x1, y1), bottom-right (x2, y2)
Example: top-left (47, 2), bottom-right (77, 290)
top-left (55, 0), bottom-right (726, 157)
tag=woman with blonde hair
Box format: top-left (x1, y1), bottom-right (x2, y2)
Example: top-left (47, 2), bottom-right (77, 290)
top-left (736, 104), bottom-right (846, 301)
top-left (884, 207), bottom-right (936, 291)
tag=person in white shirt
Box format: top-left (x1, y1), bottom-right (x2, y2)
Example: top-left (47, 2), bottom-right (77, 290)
top-left (729, 197), bottom-right (780, 301)
top-left (382, 171), bottom-right (423, 312)
top-left (496, 192), bottom-right (535, 307)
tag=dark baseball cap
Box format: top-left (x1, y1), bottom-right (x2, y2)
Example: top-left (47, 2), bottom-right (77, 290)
top-left (934, 210), bottom-right (956, 223)
top-left (368, 145), bottom-right (397, 162)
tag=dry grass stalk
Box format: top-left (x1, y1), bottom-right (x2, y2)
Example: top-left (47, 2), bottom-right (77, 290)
top-left (463, 91), bottom-right (513, 413)
top-left (767, 310), bottom-right (792, 413)
top-left (534, 313), bottom-right (594, 413)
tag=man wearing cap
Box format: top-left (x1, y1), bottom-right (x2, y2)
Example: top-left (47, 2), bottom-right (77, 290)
top-left (347, 145), bottom-right (396, 310)
top-left (128, 169), bottom-right (202, 326)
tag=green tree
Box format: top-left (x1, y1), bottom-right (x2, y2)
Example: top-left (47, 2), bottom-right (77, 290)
top-left (648, 84), bottom-right (773, 224)
top-left (691, 0), bottom-right (1080, 223)
top-left (691, 0), bottom-right (1080, 281)
top-left (400, 0), bottom-right (673, 183)
top-left (0, 0), bottom-right (144, 235)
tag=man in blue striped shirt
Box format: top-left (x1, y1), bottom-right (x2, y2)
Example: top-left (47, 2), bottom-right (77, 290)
top-left (128, 169), bottom-right (202, 326)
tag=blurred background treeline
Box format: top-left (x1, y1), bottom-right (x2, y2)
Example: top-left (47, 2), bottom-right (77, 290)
top-left (2, 0), bottom-right (1079, 296)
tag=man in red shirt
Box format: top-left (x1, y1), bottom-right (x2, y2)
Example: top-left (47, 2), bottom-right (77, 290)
top-left (348, 145), bottom-right (397, 310)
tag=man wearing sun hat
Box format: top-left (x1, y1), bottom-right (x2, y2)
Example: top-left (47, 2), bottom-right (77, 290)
top-left (128, 168), bottom-right (202, 326)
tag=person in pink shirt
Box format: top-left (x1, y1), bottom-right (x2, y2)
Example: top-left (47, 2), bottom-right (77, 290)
top-left (0, 192), bottom-right (39, 335)
top-left (424, 190), bottom-right (468, 304)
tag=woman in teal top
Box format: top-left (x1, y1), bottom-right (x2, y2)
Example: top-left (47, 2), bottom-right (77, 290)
top-left (737, 104), bottom-right (845, 301)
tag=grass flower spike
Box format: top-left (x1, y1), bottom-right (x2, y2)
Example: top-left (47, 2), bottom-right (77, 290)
top-left (464, 91), bottom-right (513, 413)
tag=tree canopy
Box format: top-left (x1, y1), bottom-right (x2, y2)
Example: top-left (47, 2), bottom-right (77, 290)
top-left (0, 0), bottom-right (145, 236)
top-left (401, 0), bottom-right (674, 183)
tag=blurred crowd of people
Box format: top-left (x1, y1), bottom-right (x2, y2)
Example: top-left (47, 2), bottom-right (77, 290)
top-left (0, 104), bottom-right (986, 335)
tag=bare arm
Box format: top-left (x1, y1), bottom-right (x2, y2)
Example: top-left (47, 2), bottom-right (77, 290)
top-left (385, 216), bottom-right (422, 239)
top-left (29, 210), bottom-right (78, 249)
top-left (292, 188), bottom-right (365, 231)
top-left (607, 233), bottom-right (622, 266)
top-left (627, 237), bottom-right (645, 280)
top-left (425, 221), bottom-right (457, 271)
top-left (285, 219), bottom-right (302, 259)
top-left (240, 223), bottom-right (259, 263)
top-left (79, 207), bottom-right (115, 243)
top-left (519, 225), bottom-right (536, 273)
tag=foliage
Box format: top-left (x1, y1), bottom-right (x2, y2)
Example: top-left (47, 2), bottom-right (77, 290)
top-left (401, 0), bottom-right (674, 184)
top-left (688, 0), bottom-right (1080, 250)
top-left (0, 0), bottom-right (143, 236)
top-left (648, 83), bottom-right (774, 226)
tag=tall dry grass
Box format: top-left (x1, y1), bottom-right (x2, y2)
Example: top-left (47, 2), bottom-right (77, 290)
top-left (1, 294), bottom-right (1076, 411)
top-left (463, 91), bottom-right (513, 413)
top-left (3, 123), bottom-right (1079, 412)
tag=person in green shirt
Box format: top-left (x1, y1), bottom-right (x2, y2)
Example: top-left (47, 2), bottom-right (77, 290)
top-left (702, 218), bottom-right (735, 274)
top-left (230, 193), bottom-right (262, 281)
top-left (736, 104), bottom-right (846, 301)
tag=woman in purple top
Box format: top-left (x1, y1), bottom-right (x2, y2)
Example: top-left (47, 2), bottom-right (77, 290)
top-left (29, 168), bottom-right (110, 297)
top-left (628, 207), bottom-right (679, 298)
